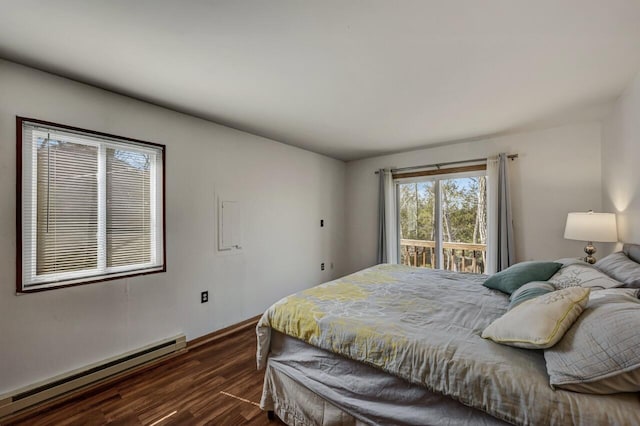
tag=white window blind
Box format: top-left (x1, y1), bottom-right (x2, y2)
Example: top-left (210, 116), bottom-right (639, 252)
top-left (20, 119), bottom-right (165, 291)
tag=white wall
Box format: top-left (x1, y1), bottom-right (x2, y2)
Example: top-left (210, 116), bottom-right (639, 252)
top-left (0, 60), bottom-right (346, 394)
top-left (345, 123), bottom-right (603, 273)
top-left (602, 71), bottom-right (640, 246)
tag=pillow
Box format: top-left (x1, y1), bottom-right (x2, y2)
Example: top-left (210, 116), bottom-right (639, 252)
top-left (623, 243), bottom-right (640, 263)
top-left (481, 287), bottom-right (590, 349)
top-left (483, 261), bottom-right (562, 294)
top-left (555, 258), bottom-right (590, 267)
top-left (548, 263), bottom-right (623, 290)
top-left (508, 281), bottom-right (555, 310)
top-left (544, 289), bottom-right (640, 394)
top-left (595, 252), bottom-right (640, 288)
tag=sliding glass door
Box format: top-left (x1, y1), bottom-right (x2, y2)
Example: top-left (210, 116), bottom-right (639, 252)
top-left (398, 180), bottom-right (436, 268)
top-left (398, 172), bottom-right (487, 273)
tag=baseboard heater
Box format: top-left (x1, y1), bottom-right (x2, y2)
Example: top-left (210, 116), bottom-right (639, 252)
top-left (0, 334), bottom-right (186, 419)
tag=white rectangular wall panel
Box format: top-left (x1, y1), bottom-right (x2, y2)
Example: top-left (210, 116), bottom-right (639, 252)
top-left (218, 200), bottom-right (241, 251)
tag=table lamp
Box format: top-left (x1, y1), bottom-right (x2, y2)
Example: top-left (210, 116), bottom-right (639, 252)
top-left (564, 210), bottom-right (617, 264)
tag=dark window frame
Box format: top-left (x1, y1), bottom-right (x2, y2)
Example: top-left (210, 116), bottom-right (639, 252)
top-left (16, 116), bottom-right (167, 293)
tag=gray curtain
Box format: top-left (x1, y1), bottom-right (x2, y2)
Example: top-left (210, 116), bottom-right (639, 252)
top-left (377, 168), bottom-right (387, 263)
top-left (497, 153), bottom-right (515, 270)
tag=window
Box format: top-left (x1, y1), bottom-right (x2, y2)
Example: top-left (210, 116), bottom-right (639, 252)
top-left (17, 117), bottom-right (165, 292)
top-left (398, 169), bottom-right (487, 273)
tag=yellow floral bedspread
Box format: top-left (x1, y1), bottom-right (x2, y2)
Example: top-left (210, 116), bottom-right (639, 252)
top-left (257, 264), bottom-right (490, 375)
top-left (256, 264), bottom-right (640, 426)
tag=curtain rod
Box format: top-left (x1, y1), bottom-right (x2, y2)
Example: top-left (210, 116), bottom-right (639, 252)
top-left (374, 154), bottom-right (518, 174)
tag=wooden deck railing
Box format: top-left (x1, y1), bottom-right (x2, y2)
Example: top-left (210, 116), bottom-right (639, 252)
top-left (400, 239), bottom-right (486, 274)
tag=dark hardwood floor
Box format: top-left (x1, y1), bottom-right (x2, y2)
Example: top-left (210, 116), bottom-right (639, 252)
top-left (6, 326), bottom-right (281, 426)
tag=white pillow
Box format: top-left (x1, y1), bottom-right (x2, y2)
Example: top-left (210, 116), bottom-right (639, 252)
top-left (482, 287), bottom-right (590, 349)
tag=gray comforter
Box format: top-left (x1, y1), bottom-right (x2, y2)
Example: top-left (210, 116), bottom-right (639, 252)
top-left (257, 264), bottom-right (640, 425)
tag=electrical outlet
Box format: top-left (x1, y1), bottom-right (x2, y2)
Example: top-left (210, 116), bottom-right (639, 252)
top-left (201, 291), bottom-right (209, 303)
top-left (321, 262), bottom-right (325, 271)
top-left (320, 219), bottom-right (324, 227)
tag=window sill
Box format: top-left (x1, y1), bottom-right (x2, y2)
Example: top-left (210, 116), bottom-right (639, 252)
top-left (17, 266), bottom-right (166, 294)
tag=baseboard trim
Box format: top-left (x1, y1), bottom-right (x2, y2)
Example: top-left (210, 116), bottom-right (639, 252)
top-left (188, 314), bottom-right (262, 350)
top-left (1, 314), bottom-right (262, 424)
top-left (0, 349), bottom-right (186, 425)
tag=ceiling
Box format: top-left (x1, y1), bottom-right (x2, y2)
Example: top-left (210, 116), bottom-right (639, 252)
top-left (1, 1), bottom-right (640, 161)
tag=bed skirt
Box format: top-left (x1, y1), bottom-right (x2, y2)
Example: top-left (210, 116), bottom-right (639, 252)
top-left (261, 362), bottom-right (366, 426)
top-left (260, 331), bottom-right (510, 426)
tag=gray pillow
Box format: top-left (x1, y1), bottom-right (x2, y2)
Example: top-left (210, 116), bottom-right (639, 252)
top-left (595, 252), bottom-right (640, 288)
top-left (623, 243), bottom-right (640, 263)
top-left (555, 258), bottom-right (592, 267)
top-left (508, 281), bottom-right (555, 310)
top-left (544, 289), bottom-right (640, 394)
top-left (548, 263), bottom-right (622, 290)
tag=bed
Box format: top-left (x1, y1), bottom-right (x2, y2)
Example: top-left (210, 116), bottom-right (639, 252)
top-left (256, 245), bottom-right (640, 425)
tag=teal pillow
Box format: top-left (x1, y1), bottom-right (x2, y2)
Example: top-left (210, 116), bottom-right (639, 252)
top-left (483, 261), bottom-right (562, 295)
top-left (508, 281), bottom-right (555, 310)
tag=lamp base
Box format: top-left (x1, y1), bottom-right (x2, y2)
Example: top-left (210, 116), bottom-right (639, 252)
top-left (584, 242), bottom-right (596, 264)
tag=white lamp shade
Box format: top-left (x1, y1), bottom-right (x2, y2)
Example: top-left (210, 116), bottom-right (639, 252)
top-left (564, 212), bottom-right (618, 242)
